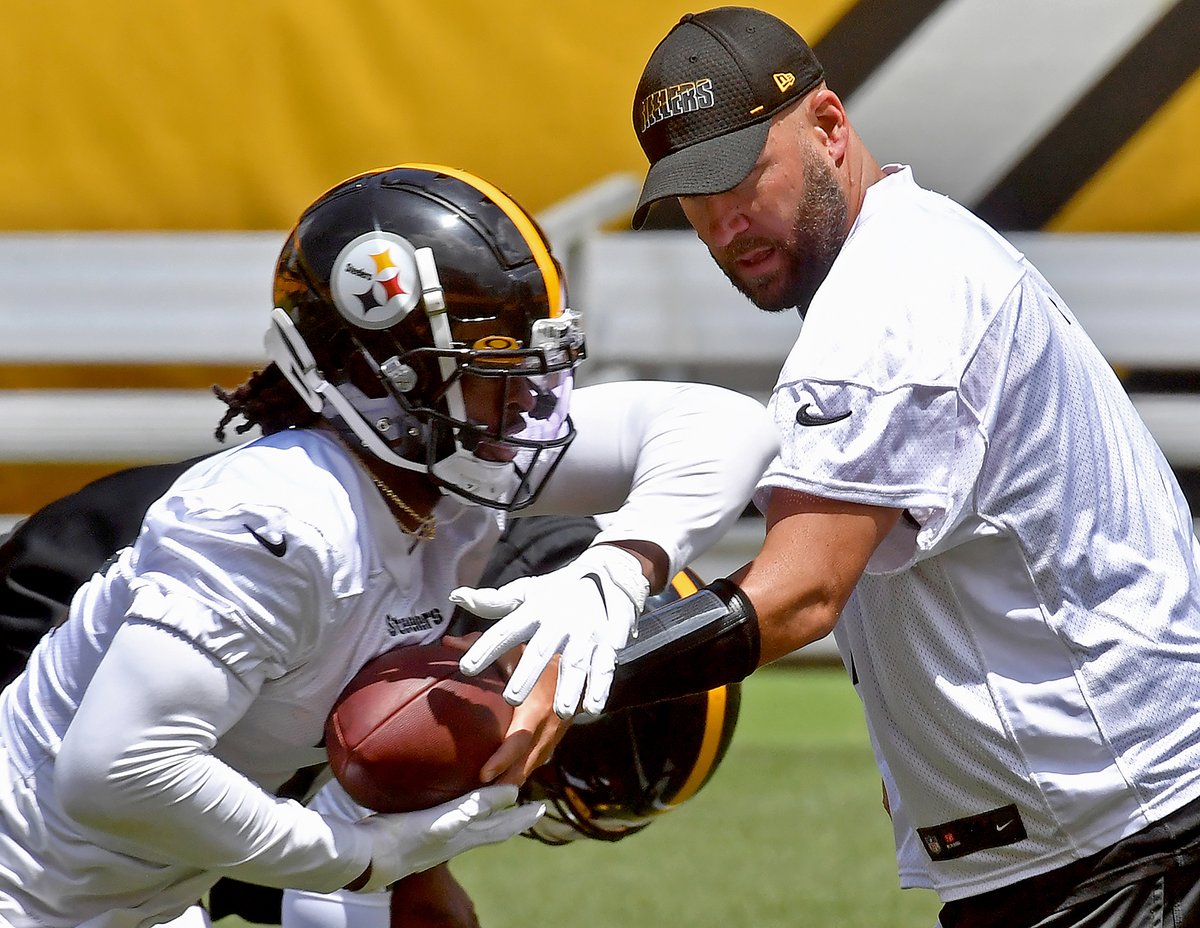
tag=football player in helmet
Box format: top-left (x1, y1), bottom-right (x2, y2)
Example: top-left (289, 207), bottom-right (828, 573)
top-left (251, 164), bottom-right (584, 513)
top-left (0, 164), bottom-right (775, 928)
top-left (3, 486), bottom-right (738, 928)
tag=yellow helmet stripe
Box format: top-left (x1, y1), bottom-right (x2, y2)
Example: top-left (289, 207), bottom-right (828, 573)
top-left (400, 162), bottom-right (563, 318)
top-left (658, 566), bottom-right (720, 810)
top-left (666, 684), bottom-right (729, 808)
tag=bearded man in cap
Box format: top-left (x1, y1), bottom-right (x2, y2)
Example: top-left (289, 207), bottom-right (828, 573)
top-left (456, 7), bottom-right (1200, 927)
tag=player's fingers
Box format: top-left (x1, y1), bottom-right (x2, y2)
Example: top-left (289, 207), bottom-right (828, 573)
top-left (581, 646), bottom-right (616, 716)
top-left (502, 625), bottom-right (567, 704)
top-left (553, 643), bottom-right (591, 719)
top-left (430, 784), bottom-right (519, 833)
top-left (460, 801), bottom-right (545, 845)
top-left (459, 617), bottom-right (537, 677)
top-left (470, 783), bottom-right (521, 815)
top-left (553, 675), bottom-right (585, 719)
top-left (439, 633), bottom-right (480, 653)
top-left (477, 727), bottom-right (534, 785)
top-left (448, 580), bottom-right (530, 619)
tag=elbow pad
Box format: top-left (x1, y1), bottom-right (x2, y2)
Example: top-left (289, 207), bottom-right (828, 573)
top-left (605, 579), bottom-right (760, 712)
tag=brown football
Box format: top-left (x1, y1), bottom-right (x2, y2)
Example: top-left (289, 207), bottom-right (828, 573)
top-left (325, 643), bottom-right (514, 813)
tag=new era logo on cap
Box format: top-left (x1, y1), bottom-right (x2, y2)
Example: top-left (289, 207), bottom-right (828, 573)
top-left (631, 6), bottom-right (825, 228)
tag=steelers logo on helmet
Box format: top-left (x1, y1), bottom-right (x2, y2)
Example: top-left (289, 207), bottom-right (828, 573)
top-left (330, 231), bottom-right (422, 330)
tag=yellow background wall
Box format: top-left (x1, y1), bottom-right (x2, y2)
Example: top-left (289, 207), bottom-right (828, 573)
top-left (2, 1), bottom-right (1198, 513)
top-left (3, 0), bottom-right (1197, 231)
top-left (2, 1), bottom-right (854, 231)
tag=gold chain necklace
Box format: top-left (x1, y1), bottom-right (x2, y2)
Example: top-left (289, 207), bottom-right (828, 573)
top-left (331, 433), bottom-right (437, 540)
top-left (366, 472), bottom-right (438, 541)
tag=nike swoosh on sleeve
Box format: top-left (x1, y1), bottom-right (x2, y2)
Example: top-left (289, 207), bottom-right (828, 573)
top-left (244, 523), bottom-right (288, 557)
top-left (795, 403), bottom-right (852, 426)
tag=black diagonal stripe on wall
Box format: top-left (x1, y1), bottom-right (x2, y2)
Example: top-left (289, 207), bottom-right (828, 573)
top-left (638, 0), bottom-right (949, 229)
top-left (974, 0), bottom-right (1200, 231)
top-left (813, 0), bottom-right (948, 97)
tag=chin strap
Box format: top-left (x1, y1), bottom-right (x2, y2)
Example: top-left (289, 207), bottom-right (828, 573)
top-left (264, 307), bottom-right (326, 414)
top-left (605, 579), bottom-right (760, 712)
top-left (264, 308), bottom-right (430, 475)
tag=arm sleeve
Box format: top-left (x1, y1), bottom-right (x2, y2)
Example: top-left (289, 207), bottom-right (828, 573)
top-left (55, 619), bottom-right (372, 892)
top-left (530, 381), bottom-right (778, 577)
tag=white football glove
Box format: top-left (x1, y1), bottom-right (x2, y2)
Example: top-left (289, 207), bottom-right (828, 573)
top-left (353, 785), bottom-right (543, 893)
top-left (453, 545), bottom-right (650, 717)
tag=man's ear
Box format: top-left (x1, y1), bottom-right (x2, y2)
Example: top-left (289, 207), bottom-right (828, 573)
top-left (808, 87), bottom-right (849, 161)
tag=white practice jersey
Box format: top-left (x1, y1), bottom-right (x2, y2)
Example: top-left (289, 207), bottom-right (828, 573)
top-left (0, 380), bottom-right (776, 928)
top-left (0, 429), bottom-right (495, 928)
top-left (756, 166), bottom-right (1200, 900)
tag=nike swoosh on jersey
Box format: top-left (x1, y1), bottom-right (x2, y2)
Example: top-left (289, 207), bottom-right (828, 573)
top-left (244, 523), bottom-right (288, 557)
top-left (796, 403), bottom-right (852, 426)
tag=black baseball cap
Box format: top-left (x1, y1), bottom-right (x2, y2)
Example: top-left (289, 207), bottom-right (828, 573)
top-left (631, 7), bottom-right (824, 229)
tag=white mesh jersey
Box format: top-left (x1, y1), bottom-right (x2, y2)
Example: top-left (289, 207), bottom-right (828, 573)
top-left (0, 429), bottom-right (498, 928)
top-left (756, 166), bottom-right (1200, 900)
top-left (0, 380), bottom-right (777, 928)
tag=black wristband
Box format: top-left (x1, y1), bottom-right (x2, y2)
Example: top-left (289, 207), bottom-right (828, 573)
top-left (605, 579), bottom-right (760, 712)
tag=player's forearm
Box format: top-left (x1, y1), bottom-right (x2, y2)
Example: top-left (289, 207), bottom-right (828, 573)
top-left (533, 381), bottom-right (778, 579)
top-left (56, 620), bottom-right (370, 891)
top-left (62, 752), bottom-right (370, 891)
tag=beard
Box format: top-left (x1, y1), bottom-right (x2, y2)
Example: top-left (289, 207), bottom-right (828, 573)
top-left (715, 144), bottom-right (850, 315)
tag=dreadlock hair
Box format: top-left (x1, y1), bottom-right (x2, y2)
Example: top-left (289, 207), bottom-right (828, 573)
top-left (213, 363), bottom-right (321, 443)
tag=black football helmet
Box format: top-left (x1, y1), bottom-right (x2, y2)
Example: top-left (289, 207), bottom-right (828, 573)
top-left (521, 566), bottom-right (742, 844)
top-left (265, 164), bottom-right (585, 510)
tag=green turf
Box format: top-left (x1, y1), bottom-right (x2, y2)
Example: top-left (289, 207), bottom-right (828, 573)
top-left (221, 665), bottom-right (942, 927)
top-left (450, 665), bottom-right (941, 928)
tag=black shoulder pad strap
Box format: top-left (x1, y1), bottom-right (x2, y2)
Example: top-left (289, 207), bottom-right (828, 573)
top-left (606, 578), bottom-right (760, 712)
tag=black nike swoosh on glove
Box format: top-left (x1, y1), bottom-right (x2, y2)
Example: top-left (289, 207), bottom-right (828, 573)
top-left (581, 572), bottom-right (607, 608)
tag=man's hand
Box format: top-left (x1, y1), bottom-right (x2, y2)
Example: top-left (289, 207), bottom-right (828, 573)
top-left (443, 634), bottom-right (571, 786)
top-left (352, 785), bottom-right (543, 893)
top-left (481, 655), bottom-right (573, 785)
top-left (452, 545), bottom-right (650, 717)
